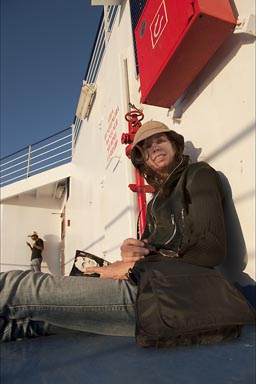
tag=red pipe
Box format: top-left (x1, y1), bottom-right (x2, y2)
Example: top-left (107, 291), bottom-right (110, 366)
top-left (121, 110), bottom-right (153, 237)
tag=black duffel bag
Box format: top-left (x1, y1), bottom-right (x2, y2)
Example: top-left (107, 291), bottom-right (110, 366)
top-left (128, 255), bottom-right (256, 348)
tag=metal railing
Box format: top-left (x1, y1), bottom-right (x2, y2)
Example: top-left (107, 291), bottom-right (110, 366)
top-left (72, 5), bottom-right (119, 142)
top-left (0, 127), bottom-right (73, 187)
top-left (85, 5), bottom-right (118, 84)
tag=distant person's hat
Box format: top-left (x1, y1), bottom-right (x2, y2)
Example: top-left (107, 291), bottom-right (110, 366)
top-left (28, 231), bottom-right (38, 237)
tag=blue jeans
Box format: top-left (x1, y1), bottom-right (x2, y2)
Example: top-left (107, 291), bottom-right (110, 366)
top-left (0, 270), bottom-right (137, 342)
top-left (30, 257), bottom-right (42, 272)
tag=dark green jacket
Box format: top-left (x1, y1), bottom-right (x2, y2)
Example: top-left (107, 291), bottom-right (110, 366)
top-left (135, 157), bottom-right (256, 346)
top-left (141, 156), bottom-right (226, 267)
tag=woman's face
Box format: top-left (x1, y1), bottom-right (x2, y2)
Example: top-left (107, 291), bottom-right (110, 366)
top-left (75, 256), bottom-right (98, 273)
top-left (142, 133), bottom-right (176, 174)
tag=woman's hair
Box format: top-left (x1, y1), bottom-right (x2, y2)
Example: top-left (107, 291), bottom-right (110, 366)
top-left (131, 132), bottom-right (184, 192)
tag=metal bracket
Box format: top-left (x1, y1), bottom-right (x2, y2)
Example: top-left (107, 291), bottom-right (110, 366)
top-left (235, 14), bottom-right (256, 36)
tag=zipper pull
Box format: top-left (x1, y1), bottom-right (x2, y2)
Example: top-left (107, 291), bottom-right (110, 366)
top-left (181, 208), bottom-right (185, 228)
top-left (178, 208), bottom-right (185, 257)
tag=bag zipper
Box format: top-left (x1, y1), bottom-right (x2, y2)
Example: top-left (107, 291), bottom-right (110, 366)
top-left (164, 214), bottom-right (177, 245)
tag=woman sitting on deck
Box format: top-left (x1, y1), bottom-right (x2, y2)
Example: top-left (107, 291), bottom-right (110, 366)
top-left (1, 121), bottom-right (255, 343)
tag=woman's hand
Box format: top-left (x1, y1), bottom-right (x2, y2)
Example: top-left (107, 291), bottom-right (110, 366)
top-left (85, 261), bottom-right (135, 280)
top-left (120, 238), bottom-right (149, 263)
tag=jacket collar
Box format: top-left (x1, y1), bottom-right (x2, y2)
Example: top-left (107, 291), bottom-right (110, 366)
top-left (161, 155), bottom-right (190, 197)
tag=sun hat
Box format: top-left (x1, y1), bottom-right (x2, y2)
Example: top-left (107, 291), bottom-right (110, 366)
top-left (132, 120), bottom-right (184, 149)
top-left (133, 121), bottom-right (169, 146)
top-left (28, 231), bottom-right (38, 237)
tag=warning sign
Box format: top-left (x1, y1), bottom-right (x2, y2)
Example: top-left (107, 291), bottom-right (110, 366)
top-left (104, 106), bottom-right (119, 162)
top-left (150, 0), bottom-right (168, 49)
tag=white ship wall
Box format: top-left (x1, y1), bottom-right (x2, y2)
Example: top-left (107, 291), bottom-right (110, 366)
top-left (1, 0), bottom-right (255, 288)
top-left (64, 1), bottom-right (139, 270)
top-left (1, 203), bottom-right (61, 274)
top-left (64, 0), bottom-right (255, 286)
top-left (0, 165), bottom-right (71, 274)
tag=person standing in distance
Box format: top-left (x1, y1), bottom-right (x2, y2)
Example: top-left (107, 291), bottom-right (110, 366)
top-left (26, 231), bottom-right (44, 272)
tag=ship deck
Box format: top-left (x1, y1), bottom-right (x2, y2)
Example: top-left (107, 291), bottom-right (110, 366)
top-left (1, 325), bottom-right (255, 384)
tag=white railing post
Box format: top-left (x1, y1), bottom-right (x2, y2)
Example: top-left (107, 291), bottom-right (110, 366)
top-left (26, 145), bottom-right (32, 178)
top-left (71, 124), bottom-right (75, 157)
top-left (104, 5), bottom-right (111, 44)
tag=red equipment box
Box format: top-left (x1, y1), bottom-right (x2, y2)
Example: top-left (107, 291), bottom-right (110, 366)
top-left (135, 0), bottom-right (237, 108)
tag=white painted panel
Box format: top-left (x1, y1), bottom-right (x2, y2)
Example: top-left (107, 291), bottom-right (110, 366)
top-left (1, 0), bottom-right (255, 286)
top-left (64, 0), bottom-right (255, 282)
top-left (0, 203), bottom-right (61, 274)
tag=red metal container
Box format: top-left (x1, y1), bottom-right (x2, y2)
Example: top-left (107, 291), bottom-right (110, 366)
top-left (135, 0), bottom-right (237, 108)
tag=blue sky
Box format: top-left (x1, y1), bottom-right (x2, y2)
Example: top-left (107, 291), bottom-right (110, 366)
top-left (0, 0), bottom-right (102, 159)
